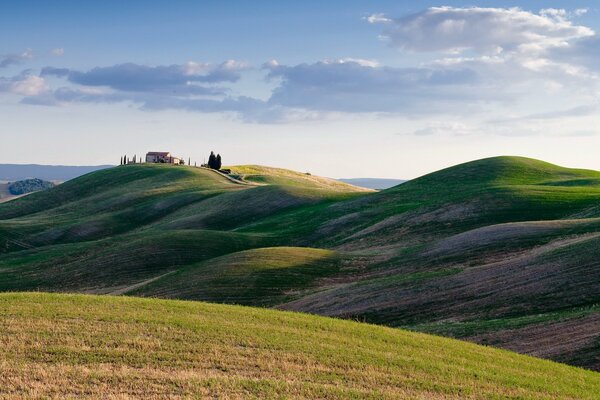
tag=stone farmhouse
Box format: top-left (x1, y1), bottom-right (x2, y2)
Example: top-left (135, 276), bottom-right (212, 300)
top-left (145, 152), bottom-right (182, 164)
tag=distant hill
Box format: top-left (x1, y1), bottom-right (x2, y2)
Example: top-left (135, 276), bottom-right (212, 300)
top-left (0, 164), bottom-right (112, 182)
top-left (1, 157), bottom-right (600, 371)
top-left (337, 177), bottom-right (406, 189)
top-left (2, 293), bottom-right (598, 399)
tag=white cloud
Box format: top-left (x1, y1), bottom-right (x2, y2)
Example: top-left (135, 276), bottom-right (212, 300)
top-left (51, 48), bottom-right (65, 56)
top-left (0, 72), bottom-right (48, 96)
top-left (11, 75), bottom-right (48, 96)
top-left (365, 13), bottom-right (391, 24)
top-left (412, 121), bottom-right (477, 136)
top-left (329, 58), bottom-right (380, 68)
top-left (263, 59), bottom-right (279, 69)
top-left (373, 7), bottom-right (594, 54)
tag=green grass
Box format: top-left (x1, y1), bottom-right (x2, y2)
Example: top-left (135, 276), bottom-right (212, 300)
top-left (1, 292), bottom-right (598, 399)
top-left (0, 229), bottom-right (268, 292)
top-left (132, 246), bottom-right (341, 306)
top-left (1, 156), bottom-right (600, 371)
top-left (228, 164), bottom-right (373, 192)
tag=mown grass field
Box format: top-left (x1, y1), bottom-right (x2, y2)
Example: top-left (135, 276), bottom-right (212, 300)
top-left (1, 292), bottom-right (599, 399)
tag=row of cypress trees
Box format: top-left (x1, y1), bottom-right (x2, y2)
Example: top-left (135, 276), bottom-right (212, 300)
top-left (120, 155), bottom-right (143, 165)
top-left (120, 152), bottom-right (223, 170)
top-left (207, 151), bottom-right (222, 170)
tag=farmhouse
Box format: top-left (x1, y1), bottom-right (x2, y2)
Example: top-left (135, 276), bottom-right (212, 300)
top-left (145, 152), bottom-right (181, 164)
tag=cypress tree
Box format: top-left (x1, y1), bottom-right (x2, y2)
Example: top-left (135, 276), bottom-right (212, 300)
top-left (208, 151), bottom-right (216, 169)
top-left (216, 154), bottom-right (222, 170)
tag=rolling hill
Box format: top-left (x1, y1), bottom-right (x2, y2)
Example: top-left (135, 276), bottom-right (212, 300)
top-left (1, 292), bottom-right (598, 399)
top-left (1, 156), bottom-right (599, 371)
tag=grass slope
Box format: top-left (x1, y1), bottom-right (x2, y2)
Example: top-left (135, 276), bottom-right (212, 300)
top-left (131, 247), bottom-right (340, 305)
top-left (1, 293), bottom-right (599, 399)
top-left (228, 165), bottom-right (373, 192)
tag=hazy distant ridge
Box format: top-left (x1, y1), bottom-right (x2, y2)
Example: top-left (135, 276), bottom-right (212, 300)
top-left (337, 178), bottom-right (406, 190)
top-left (0, 164), bottom-right (112, 181)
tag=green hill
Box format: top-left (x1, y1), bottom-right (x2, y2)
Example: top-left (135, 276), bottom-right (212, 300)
top-left (1, 293), bottom-right (598, 399)
top-left (130, 247), bottom-right (340, 305)
top-left (243, 156), bottom-right (600, 246)
top-left (1, 157), bottom-right (599, 371)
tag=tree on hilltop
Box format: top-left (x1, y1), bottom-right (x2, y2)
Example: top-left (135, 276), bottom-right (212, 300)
top-left (216, 154), bottom-right (222, 170)
top-left (208, 151), bottom-right (217, 169)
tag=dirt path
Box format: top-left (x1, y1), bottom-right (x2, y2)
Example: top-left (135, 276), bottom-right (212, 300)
top-left (199, 167), bottom-right (260, 186)
top-left (107, 271), bottom-right (176, 295)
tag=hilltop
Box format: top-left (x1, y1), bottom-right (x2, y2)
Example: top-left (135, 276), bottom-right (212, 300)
top-left (228, 165), bottom-right (373, 192)
top-left (0, 156), bottom-right (599, 370)
top-left (1, 292), bottom-right (598, 399)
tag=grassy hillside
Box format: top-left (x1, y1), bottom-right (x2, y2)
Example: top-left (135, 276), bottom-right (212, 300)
top-left (0, 164), bottom-right (367, 249)
top-left (1, 157), bottom-right (599, 370)
top-left (242, 156), bottom-right (600, 246)
top-left (1, 293), bottom-right (598, 399)
top-left (131, 247), bottom-right (340, 305)
top-left (229, 164), bottom-right (373, 192)
top-left (0, 164), bottom-right (364, 295)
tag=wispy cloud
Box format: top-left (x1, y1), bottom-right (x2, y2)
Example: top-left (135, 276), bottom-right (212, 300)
top-left (41, 61), bottom-right (247, 94)
top-left (0, 49), bottom-right (33, 68)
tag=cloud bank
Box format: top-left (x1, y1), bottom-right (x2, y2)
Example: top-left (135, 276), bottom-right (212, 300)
top-left (369, 6), bottom-right (593, 54)
top-left (2, 7), bottom-right (599, 127)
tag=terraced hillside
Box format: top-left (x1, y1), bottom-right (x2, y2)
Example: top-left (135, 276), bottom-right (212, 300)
top-left (1, 156), bottom-right (599, 370)
top-left (2, 293), bottom-right (599, 399)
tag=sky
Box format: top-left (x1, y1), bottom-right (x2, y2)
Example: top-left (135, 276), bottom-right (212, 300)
top-left (2, 1), bottom-right (600, 179)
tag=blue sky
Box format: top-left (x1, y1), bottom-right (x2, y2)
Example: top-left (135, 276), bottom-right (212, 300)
top-left (2, 1), bottom-right (600, 178)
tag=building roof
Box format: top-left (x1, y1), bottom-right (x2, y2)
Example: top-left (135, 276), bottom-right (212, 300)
top-left (146, 152), bottom-right (171, 156)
